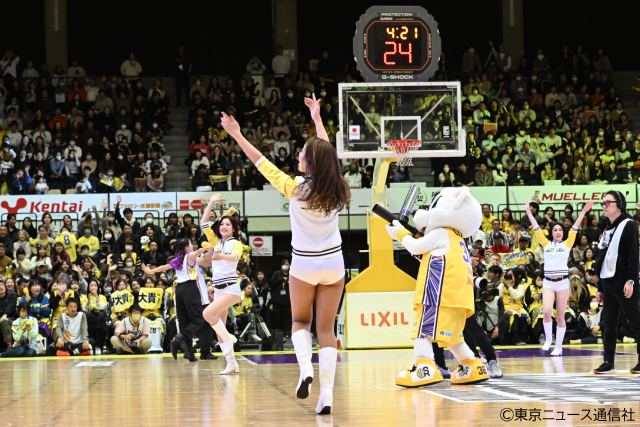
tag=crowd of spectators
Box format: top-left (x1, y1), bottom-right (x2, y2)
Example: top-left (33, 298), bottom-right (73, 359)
top-left (0, 50), bottom-right (173, 195)
top-left (469, 201), bottom-right (639, 347)
top-left (0, 197), bottom-right (307, 357)
top-left (434, 44), bottom-right (637, 188)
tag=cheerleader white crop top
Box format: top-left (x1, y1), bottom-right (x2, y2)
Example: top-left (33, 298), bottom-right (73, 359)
top-left (202, 223), bottom-right (244, 286)
top-left (256, 156), bottom-right (342, 260)
top-left (533, 225), bottom-right (578, 276)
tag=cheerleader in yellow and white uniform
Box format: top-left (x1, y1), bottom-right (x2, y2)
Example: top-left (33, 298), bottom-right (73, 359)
top-left (524, 200), bottom-right (593, 356)
top-left (219, 94), bottom-right (351, 415)
top-left (200, 194), bottom-right (244, 375)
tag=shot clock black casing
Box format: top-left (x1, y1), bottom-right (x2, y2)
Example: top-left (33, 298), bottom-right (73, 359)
top-left (352, 6), bottom-right (441, 82)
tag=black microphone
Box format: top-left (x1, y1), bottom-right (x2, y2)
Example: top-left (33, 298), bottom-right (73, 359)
top-left (372, 204), bottom-right (420, 236)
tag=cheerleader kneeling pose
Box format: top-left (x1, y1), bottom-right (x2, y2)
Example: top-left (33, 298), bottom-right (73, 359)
top-left (524, 200), bottom-right (593, 356)
top-left (220, 94), bottom-right (350, 415)
top-left (201, 195), bottom-right (244, 375)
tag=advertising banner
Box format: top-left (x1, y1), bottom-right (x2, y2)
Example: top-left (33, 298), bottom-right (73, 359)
top-left (0, 194), bottom-right (106, 220)
top-left (175, 191), bottom-right (244, 216)
top-left (249, 236), bottom-right (273, 256)
top-left (507, 184), bottom-right (637, 211)
top-left (345, 291), bottom-right (414, 349)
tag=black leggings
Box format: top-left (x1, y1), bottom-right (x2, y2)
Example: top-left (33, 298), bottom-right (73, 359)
top-left (508, 315), bottom-right (529, 343)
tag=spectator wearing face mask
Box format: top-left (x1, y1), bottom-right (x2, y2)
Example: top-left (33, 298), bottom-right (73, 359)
top-left (48, 274), bottom-right (80, 323)
top-left (101, 209), bottom-right (122, 241)
top-left (77, 222), bottom-right (100, 257)
top-left (92, 240), bottom-right (113, 267)
top-left (110, 304), bottom-right (151, 354)
top-left (138, 214), bottom-right (162, 240)
top-left (77, 206), bottom-right (101, 238)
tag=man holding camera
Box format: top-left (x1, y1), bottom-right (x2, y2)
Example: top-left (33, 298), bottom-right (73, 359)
top-left (233, 284), bottom-right (262, 343)
top-left (47, 297), bottom-right (94, 356)
top-left (110, 304), bottom-right (151, 354)
top-left (476, 266), bottom-right (509, 345)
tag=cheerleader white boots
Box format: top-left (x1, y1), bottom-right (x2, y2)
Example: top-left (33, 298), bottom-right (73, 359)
top-left (551, 326), bottom-right (566, 356)
top-left (219, 340), bottom-right (240, 375)
top-left (212, 319), bottom-right (237, 356)
top-left (292, 330), bottom-right (314, 399)
top-left (541, 321), bottom-right (553, 351)
top-left (316, 347), bottom-right (337, 415)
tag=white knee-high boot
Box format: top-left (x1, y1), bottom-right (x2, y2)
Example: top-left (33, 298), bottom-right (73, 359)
top-left (292, 330), bottom-right (314, 399)
top-left (551, 326), bottom-right (565, 356)
top-left (542, 321), bottom-right (553, 351)
top-left (316, 347), bottom-right (337, 415)
top-left (212, 319), bottom-right (237, 356)
top-left (219, 340), bottom-right (239, 375)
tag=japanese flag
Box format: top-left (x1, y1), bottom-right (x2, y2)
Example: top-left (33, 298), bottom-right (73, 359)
top-left (348, 125), bottom-right (361, 140)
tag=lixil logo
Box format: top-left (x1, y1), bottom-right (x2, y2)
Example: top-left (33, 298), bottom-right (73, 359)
top-left (360, 311), bottom-right (409, 327)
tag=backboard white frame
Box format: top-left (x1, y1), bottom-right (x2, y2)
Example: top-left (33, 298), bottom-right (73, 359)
top-left (337, 81), bottom-right (465, 159)
top-left (380, 116), bottom-right (421, 148)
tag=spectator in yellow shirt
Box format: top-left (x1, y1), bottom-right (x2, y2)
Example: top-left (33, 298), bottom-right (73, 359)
top-left (513, 236), bottom-right (534, 255)
top-left (77, 224), bottom-right (100, 258)
top-left (481, 204), bottom-right (497, 234)
top-left (29, 226), bottom-right (54, 256)
top-left (53, 227), bottom-right (78, 263)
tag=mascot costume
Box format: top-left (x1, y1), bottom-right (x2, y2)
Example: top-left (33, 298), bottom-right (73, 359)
top-left (386, 187), bottom-right (490, 387)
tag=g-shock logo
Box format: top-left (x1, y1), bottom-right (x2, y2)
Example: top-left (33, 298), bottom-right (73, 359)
top-left (381, 75), bottom-right (415, 80)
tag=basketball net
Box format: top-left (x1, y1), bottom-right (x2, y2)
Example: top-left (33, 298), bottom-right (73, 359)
top-left (386, 140), bottom-right (421, 167)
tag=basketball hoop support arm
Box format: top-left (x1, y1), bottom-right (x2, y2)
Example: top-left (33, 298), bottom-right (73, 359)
top-left (404, 94), bottom-right (447, 140)
top-left (348, 95), bottom-right (383, 140)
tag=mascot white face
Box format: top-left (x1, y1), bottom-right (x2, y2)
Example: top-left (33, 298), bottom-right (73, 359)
top-left (413, 187), bottom-right (482, 238)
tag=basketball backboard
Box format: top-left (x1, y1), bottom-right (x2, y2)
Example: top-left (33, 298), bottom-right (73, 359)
top-left (337, 81), bottom-right (465, 159)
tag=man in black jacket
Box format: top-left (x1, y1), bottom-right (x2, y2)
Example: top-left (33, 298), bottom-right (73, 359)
top-left (174, 46), bottom-right (191, 107)
top-left (0, 281), bottom-right (18, 349)
top-left (594, 190), bottom-right (640, 374)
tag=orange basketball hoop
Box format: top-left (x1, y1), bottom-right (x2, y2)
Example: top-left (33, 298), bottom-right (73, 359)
top-left (386, 139), bottom-right (421, 167)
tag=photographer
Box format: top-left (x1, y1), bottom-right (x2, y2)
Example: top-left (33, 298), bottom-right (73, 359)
top-left (110, 304), bottom-right (151, 354)
top-left (0, 302), bottom-right (38, 358)
top-left (47, 297), bottom-right (94, 356)
top-left (476, 266), bottom-right (509, 345)
top-left (270, 259), bottom-right (292, 337)
top-left (499, 267), bottom-right (530, 345)
top-left (232, 284), bottom-right (262, 342)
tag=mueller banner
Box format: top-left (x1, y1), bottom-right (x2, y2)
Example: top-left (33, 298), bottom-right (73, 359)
top-left (508, 184), bottom-right (638, 211)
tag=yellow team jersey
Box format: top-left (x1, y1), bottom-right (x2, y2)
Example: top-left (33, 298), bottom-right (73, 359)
top-left (120, 252), bottom-right (138, 264)
top-left (501, 220), bottom-right (515, 235)
top-left (80, 294), bottom-right (108, 311)
top-left (586, 284), bottom-right (598, 298)
top-left (54, 232), bottom-right (78, 262)
top-left (502, 284), bottom-right (526, 310)
top-left (232, 293), bottom-right (253, 316)
top-left (481, 214), bottom-right (497, 234)
top-left (30, 237), bottom-right (52, 255)
top-left (414, 228), bottom-right (475, 317)
top-left (77, 235), bottom-right (100, 256)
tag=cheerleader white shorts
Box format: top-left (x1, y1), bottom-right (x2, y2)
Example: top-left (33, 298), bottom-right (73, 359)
top-left (291, 254), bottom-right (345, 286)
top-left (543, 277), bottom-right (570, 292)
top-left (213, 282), bottom-right (242, 299)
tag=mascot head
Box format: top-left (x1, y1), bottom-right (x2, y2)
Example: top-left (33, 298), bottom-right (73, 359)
top-left (413, 187), bottom-right (481, 238)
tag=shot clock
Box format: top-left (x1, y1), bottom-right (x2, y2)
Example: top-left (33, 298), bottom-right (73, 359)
top-left (352, 6), bottom-right (441, 81)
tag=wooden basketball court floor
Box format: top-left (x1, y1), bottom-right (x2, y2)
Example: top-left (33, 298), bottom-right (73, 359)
top-left (1, 344), bottom-right (639, 427)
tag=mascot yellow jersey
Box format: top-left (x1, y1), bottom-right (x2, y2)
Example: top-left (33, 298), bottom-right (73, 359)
top-left (414, 228), bottom-right (475, 316)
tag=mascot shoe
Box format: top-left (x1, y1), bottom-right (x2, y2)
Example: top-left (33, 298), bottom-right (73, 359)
top-left (396, 358), bottom-right (443, 388)
top-left (450, 359), bottom-right (490, 385)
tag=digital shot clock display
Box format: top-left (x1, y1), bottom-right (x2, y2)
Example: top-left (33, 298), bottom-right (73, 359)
top-left (353, 6), bottom-right (441, 81)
